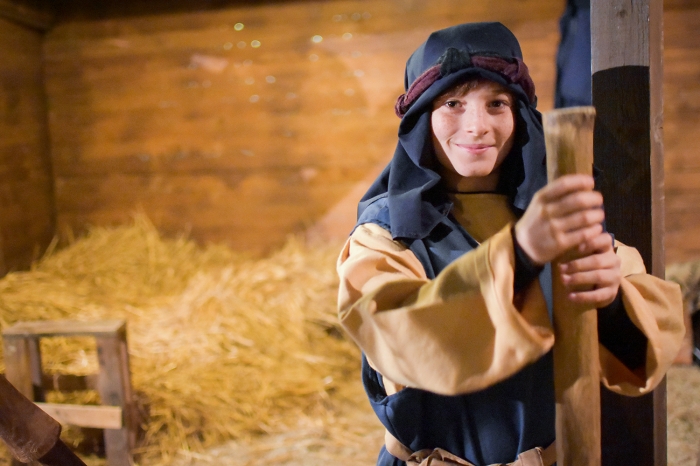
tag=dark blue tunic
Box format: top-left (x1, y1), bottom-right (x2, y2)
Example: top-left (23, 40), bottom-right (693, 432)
top-left (356, 195), bottom-right (556, 466)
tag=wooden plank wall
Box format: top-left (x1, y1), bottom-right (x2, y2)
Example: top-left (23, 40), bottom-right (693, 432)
top-left (43, 0), bottom-right (562, 255)
top-left (42, 0), bottom-right (700, 261)
top-left (663, 3), bottom-right (700, 264)
top-left (0, 1), bottom-right (55, 275)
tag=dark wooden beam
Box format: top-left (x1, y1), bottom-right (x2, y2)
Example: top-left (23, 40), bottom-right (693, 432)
top-left (591, 0), bottom-right (666, 465)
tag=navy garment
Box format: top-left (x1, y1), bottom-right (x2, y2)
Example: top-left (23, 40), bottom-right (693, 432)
top-left (349, 20), bottom-right (648, 466)
top-left (555, 0), bottom-right (592, 108)
top-left (358, 23), bottom-right (548, 242)
top-left (356, 196), bottom-right (556, 465)
top-left (353, 22), bottom-right (554, 465)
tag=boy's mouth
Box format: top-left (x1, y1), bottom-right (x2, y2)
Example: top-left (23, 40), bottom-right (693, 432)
top-left (457, 144), bottom-right (492, 154)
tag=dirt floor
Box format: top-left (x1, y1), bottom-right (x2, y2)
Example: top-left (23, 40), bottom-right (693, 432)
top-left (169, 365), bottom-right (700, 466)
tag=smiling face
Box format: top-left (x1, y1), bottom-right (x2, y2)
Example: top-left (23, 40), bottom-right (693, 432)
top-left (430, 79), bottom-right (516, 192)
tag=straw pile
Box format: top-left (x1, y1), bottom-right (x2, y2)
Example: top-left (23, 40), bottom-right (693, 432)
top-left (1, 216), bottom-right (699, 465)
top-left (0, 215), bottom-right (379, 465)
top-left (667, 365), bottom-right (700, 466)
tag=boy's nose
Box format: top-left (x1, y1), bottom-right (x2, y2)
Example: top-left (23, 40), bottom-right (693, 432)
top-left (461, 106), bottom-right (488, 134)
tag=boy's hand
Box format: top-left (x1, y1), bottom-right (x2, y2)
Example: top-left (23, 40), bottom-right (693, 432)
top-left (515, 174), bottom-right (604, 265)
top-left (559, 231), bottom-right (621, 308)
top-left (514, 174), bottom-right (621, 307)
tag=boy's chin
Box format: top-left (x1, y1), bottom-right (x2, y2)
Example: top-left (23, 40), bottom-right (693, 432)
top-left (454, 166), bottom-right (497, 179)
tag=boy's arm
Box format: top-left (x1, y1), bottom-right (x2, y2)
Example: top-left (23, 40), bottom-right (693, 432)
top-left (338, 224), bottom-right (684, 397)
top-left (338, 222), bottom-right (555, 396)
top-left (598, 241), bottom-right (684, 396)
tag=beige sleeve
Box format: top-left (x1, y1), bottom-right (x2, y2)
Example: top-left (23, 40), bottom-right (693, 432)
top-left (599, 241), bottom-right (685, 396)
top-left (337, 222), bottom-right (555, 396)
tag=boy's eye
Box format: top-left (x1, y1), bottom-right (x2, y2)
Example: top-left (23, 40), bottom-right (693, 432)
top-left (445, 100), bottom-right (461, 108)
top-left (490, 98), bottom-right (512, 109)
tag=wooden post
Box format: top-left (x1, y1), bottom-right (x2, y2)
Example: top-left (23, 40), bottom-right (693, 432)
top-left (96, 326), bottom-right (136, 466)
top-left (591, 0), bottom-right (666, 465)
top-left (544, 107), bottom-right (600, 466)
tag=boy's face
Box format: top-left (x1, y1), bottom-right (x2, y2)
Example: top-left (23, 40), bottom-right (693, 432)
top-left (430, 80), bottom-right (516, 190)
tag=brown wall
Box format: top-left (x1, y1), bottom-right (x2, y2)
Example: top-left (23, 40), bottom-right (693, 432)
top-left (0, 7), bottom-right (55, 274)
top-left (663, 5), bottom-right (700, 264)
top-left (39, 0), bottom-right (700, 262)
top-left (43, 0), bottom-right (562, 255)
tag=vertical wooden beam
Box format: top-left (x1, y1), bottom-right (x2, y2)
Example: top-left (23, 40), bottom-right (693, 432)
top-left (2, 337), bottom-right (35, 399)
top-left (0, 7), bottom-right (56, 274)
top-left (591, 0), bottom-right (665, 465)
top-left (96, 326), bottom-right (135, 466)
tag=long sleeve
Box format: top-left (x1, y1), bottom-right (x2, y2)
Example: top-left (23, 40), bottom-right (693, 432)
top-left (337, 222), bottom-right (555, 396)
top-left (599, 241), bottom-right (685, 396)
top-left (338, 223), bottom-right (685, 398)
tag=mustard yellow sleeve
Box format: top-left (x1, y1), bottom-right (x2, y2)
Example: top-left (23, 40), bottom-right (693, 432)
top-left (337, 222), bottom-right (554, 396)
top-left (599, 241), bottom-right (685, 396)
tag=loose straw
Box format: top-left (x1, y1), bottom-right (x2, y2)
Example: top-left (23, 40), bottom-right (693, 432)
top-left (0, 215), bottom-right (381, 465)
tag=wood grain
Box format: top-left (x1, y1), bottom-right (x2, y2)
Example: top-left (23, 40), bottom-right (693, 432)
top-left (36, 403), bottom-right (123, 430)
top-left (591, 1), bottom-right (666, 464)
top-left (2, 0), bottom-right (698, 266)
top-left (544, 107), bottom-right (600, 466)
top-left (0, 16), bottom-right (55, 274)
top-left (3, 319), bottom-right (125, 337)
top-left (42, 0), bottom-right (560, 254)
top-left (663, 7), bottom-right (700, 264)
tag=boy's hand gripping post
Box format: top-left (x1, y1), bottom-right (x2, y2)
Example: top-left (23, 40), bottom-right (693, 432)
top-left (543, 106), bottom-right (601, 466)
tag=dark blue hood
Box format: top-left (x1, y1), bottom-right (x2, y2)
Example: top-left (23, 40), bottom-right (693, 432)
top-left (358, 22), bottom-right (548, 240)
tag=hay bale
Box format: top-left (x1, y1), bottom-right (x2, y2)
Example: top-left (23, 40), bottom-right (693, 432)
top-left (0, 215), bottom-right (374, 465)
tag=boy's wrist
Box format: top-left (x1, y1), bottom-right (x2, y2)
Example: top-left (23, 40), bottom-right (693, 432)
top-left (512, 226), bottom-right (544, 293)
top-left (512, 224), bottom-right (543, 265)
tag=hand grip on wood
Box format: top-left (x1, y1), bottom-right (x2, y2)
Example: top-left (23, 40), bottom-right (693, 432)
top-left (543, 106), bottom-right (601, 466)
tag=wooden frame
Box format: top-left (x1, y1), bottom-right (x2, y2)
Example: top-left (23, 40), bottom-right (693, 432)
top-left (3, 320), bottom-right (137, 466)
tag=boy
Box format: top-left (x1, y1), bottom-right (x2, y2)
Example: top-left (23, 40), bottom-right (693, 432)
top-left (337, 22), bottom-right (683, 466)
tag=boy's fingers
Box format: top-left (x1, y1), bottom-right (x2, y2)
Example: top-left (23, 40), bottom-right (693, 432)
top-left (576, 233), bottom-right (615, 255)
top-left (539, 174), bottom-right (595, 201)
top-left (546, 191), bottom-right (604, 218)
top-left (567, 286), bottom-right (618, 307)
top-left (561, 268), bottom-right (618, 288)
top-left (561, 247), bottom-right (618, 274)
top-left (554, 208), bottom-right (605, 233)
top-left (562, 223), bottom-right (604, 250)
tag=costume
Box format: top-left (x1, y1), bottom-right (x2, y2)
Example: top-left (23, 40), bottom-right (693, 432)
top-left (337, 22), bottom-right (684, 466)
